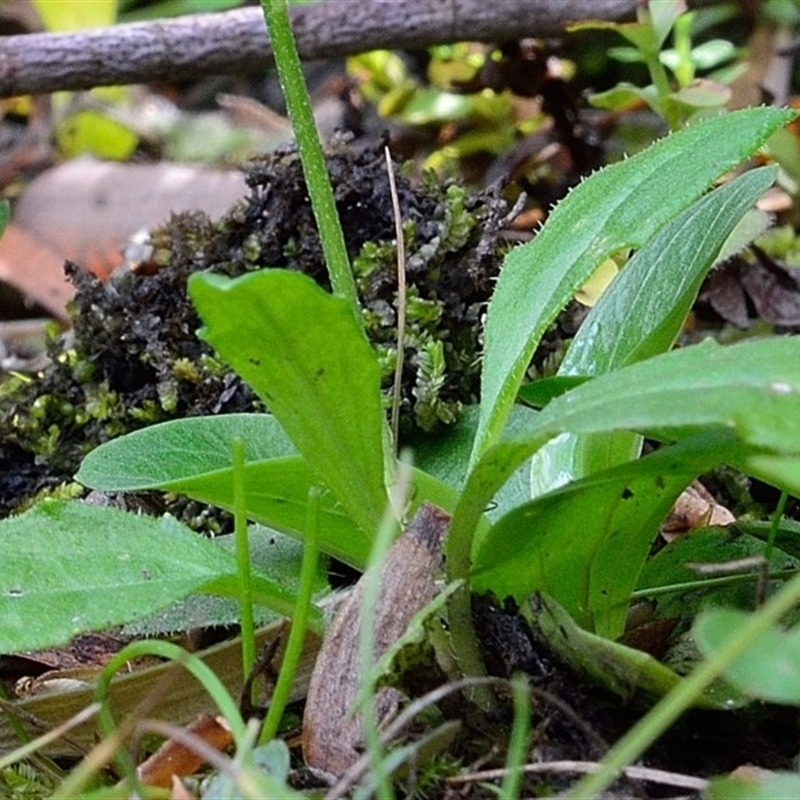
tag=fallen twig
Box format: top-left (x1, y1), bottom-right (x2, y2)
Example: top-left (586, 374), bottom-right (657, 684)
top-left (446, 759), bottom-right (709, 792)
top-left (0, 0), bottom-right (639, 97)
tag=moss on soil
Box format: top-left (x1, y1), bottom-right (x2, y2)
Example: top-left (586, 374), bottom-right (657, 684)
top-left (0, 137), bottom-right (510, 517)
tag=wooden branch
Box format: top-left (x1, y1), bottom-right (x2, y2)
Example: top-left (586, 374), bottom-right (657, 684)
top-left (0, 0), bottom-right (638, 97)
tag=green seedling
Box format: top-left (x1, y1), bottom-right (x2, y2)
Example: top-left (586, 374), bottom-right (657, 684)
top-left (571, 0), bottom-right (742, 129)
top-left (1, 3), bottom-right (800, 792)
top-left (12, 104), bottom-right (792, 689)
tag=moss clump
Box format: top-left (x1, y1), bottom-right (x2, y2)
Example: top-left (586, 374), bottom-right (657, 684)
top-left (0, 136), bottom-right (509, 516)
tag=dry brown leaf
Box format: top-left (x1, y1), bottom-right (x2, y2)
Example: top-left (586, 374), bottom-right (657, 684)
top-left (661, 480), bottom-right (735, 541)
top-left (0, 158), bottom-right (247, 317)
top-left (138, 714), bottom-right (233, 789)
top-left (302, 502), bottom-right (450, 779)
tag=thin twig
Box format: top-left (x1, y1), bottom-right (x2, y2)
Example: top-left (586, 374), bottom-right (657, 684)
top-left (385, 145), bottom-right (406, 450)
top-left (0, 0), bottom-right (641, 97)
top-left (446, 759), bottom-right (709, 792)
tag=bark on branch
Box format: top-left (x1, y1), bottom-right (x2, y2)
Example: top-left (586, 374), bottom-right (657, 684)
top-left (0, 0), bottom-right (638, 97)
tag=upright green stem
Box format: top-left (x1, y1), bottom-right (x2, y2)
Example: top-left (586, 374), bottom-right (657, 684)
top-left (445, 478), bottom-right (499, 712)
top-left (233, 438), bottom-right (256, 683)
top-left (259, 0), bottom-right (361, 321)
top-left (260, 487), bottom-right (321, 744)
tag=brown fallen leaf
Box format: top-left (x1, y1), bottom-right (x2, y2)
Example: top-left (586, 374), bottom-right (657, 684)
top-left (661, 480), bottom-right (735, 541)
top-left (137, 714), bottom-right (233, 789)
top-left (302, 502), bottom-right (450, 779)
top-left (701, 249), bottom-right (800, 329)
top-left (0, 158), bottom-right (247, 316)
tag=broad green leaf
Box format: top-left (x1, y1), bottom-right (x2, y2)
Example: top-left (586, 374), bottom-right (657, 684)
top-left (170, 458), bottom-right (371, 567)
top-left (78, 412), bottom-right (459, 568)
top-left (529, 594), bottom-right (743, 708)
top-left (695, 608), bottom-right (800, 704)
top-left (189, 270), bottom-right (389, 538)
top-left (562, 167), bottom-right (777, 376)
top-left (77, 413), bottom-right (367, 564)
top-left (707, 771), bottom-right (800, 800)
top-left (182, 461), bottom-right (460, 568)
top-left (472, 107), bottom-right (795, 465)
top-left (473, 432), bottom-right (738, 636)
top-left (123, 525), bottom-right (328, 637)
top-left (529, 166), bottom-right (778, 497)
top-left (77, 413), bottom-right (296, 490)
top-left (0, 501), bottom-right (298, 653)
top-left (449, 336), bottom-right (800, 577)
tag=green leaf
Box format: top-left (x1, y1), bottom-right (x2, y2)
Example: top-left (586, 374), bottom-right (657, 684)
top-left (589, 84), bottom-right (655, 111)
top-left (189, 270), bottom-right (390, 538)
top-left (78, 413), bottom-right (458, 568)
top-left (527, 167), bottom-right (779, 497)
top-left (695, 608), bottom-right (800, 704)
top-left (647, 0), bottom-right (686, 50)
top-left (637, 527), bottom-right (800, 621)
top-left (0, 500), bottom-right (295, 653)
top-left (77, 413), bottom-right (368, 565)
top-left (123, 525), bottom-right (328, 637)
top-left (530, 594), bottom-right (743, 708)
top-left (472, 107), bottom-right (795, 465)
top-left (565, 167), bottom-right (777, 376)
top-left (449, 336), bottom-right (800, 581)
top-left (707, 771), bottom-right (800, 800)
top-left (473, 431), bottom-right (738, 636)
top-left (77, 413), bottom-right (296, 490)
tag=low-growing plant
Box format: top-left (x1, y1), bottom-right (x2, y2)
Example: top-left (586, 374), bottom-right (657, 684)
top-left (3, 0), bottom-right (800, 793)
top-left (4, 106), bottom-right (799, 687)
top-left (571, 0), bottom-right (743, 129)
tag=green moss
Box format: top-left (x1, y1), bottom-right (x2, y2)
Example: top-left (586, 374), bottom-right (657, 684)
top-left (0, 137), bottom-right (509, 515)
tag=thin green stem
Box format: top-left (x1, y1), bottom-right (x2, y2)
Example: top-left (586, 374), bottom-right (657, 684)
top-left (764, 490), bottom-right (788, 564)
top-left (631, 569), bottom-right (798, 600)
top-left (259, 487), bottom-right (322, 744)
top-left (500, 675), bottom-right (531, 800)
top-left (233, 437), bottom-right (256, 683)
top-left (258, 0), bottom-right (360, 321)
top-left (444, 476), bottom-right (499, 712)
top-left (569, 568), bottom-right (800, 798)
